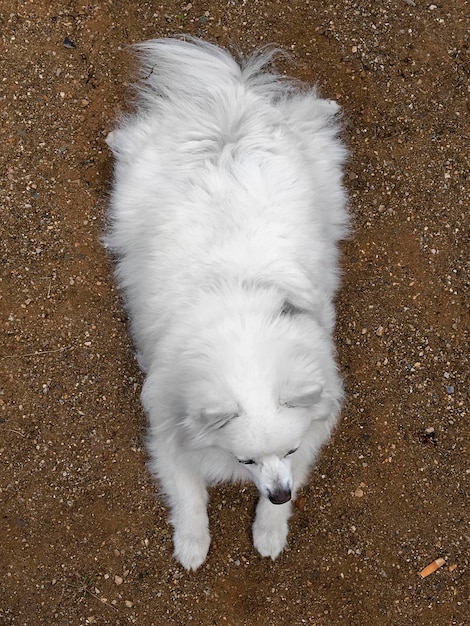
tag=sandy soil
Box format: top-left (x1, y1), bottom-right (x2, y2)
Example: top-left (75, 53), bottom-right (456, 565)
top-left (1, 1), bottom-right (468, 625)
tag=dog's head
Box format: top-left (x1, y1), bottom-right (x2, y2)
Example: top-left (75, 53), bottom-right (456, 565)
top-left (180, 300), bottom-right (341, 503)
top-left (196, 382), bottom-right (323, 504)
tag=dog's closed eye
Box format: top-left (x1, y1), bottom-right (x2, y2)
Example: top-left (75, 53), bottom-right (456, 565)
top-left (200, 409), bottom-right (239, 430)
top-left (280, 300), bottom-right (308, 317)
top-left (285, 448), bottom-right (298, 457)
top-left (237, 458), bottom-right (256, 465)
top-left (281, 383), bottom-right (323, 408)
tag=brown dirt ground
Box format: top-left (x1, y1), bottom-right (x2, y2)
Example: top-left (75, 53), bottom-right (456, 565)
top-left (1, 1), bottom-right (469, 625)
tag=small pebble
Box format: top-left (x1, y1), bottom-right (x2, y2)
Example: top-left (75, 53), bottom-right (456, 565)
top-left (294, 496), bottom-right (306, 510)
top-left (63, 36), bottom-right (76, 49)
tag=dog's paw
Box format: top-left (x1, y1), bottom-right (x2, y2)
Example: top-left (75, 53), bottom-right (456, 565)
top-left (252, 516), bottom-right (288, 560)
top-left (173, 527), bottom-right (211, 571)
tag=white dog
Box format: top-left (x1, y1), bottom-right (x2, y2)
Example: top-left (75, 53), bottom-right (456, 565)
top-left (105, 37), bottom-right (349, 570)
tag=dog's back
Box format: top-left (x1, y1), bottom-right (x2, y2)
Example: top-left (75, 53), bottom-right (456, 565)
top-left (106, 38), bottom-right (348, 365)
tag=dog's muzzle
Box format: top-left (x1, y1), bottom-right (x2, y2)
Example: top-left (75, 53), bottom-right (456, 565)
top-left (268, 487), bottom-right (292, 505)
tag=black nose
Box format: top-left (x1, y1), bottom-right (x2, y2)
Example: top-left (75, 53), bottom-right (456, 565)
top-left (268, 488), bottom-right (292, 505)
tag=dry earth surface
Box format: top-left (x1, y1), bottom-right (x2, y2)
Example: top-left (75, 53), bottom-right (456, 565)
top-left (1, 1), bottom-right (469, 625)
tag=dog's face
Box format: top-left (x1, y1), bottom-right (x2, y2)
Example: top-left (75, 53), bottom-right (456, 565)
top-left (179, 303), bottom-right (334, 503)
top-left (203, 384), bottom-right (321, 504)
top-left (185, 358), bottom-right (322, 504)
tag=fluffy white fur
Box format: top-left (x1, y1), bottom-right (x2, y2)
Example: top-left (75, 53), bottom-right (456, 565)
top-left (105, 37), bottom-right (349, 570)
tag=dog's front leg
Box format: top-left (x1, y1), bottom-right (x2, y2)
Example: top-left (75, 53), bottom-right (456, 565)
top-left (252, 496), bottom-right (292, 560)
top-left (158, 461), bottom-right (211, 571)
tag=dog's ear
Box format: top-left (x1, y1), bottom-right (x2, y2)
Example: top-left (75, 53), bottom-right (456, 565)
top-left (199, 408), bottom-right (239, 430)
top-left (282, 383), bottom-right (323, 408)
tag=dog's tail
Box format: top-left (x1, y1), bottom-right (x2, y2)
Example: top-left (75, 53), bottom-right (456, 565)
top-left (132, 36), bottom-right (292, 108)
